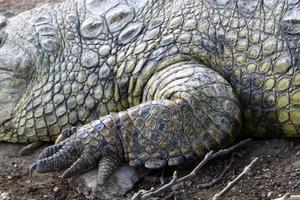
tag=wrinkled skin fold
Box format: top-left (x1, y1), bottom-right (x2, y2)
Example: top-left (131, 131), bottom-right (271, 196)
top-left (0, 0), bottom-right (300, 187)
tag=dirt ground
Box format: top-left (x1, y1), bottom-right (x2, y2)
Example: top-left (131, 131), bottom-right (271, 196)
top-left (2, 1), bottom-right (300, 200)
top-left (1, 140), bottom-right (300, 200)
top-left (0, 143), bottom-right (86, 200)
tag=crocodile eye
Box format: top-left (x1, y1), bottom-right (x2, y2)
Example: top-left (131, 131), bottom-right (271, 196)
top-left (0, 31), bottom-right (7, 47)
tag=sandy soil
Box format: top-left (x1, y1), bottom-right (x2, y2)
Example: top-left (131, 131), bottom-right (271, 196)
top-left (2, 1), bottom-right (300, 200)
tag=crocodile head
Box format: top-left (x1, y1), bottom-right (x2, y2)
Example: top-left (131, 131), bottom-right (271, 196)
top-left (0, 1), bottom-right (121, 143)
top-left (0, 4), bottom-right (85, 143)
top-left (0, 15), bottom-right (35, 142)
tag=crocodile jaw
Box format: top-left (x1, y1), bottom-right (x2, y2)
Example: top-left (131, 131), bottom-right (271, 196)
top-left (0, 69), bottom-right (27, 123)
top-left (0, 19), bottom-right (33, 133)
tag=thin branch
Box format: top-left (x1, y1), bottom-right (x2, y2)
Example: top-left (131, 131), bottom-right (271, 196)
top-left (163, 191), bottom-right (178, 200)
top-left (212, 157), bottom-right (258, 200)
top-left (209, 138), bottom-right (251, 160)
top-left (176, 150), bottom-right (214, 183)
top-left (198, 152), bottom-right (235, 188)
top-left (273, 193), bottom-right (300, 200)
top-left (160, 167), bottom-right (166, 186)
top-left (178, 138), bottom-right (251, 183)
top-left (131, 139), bottom-right (251, 200)
top-left (131, 171), bottom-right (178, 200)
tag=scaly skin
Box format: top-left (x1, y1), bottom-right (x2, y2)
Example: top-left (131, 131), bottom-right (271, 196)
top-left (0, 0), bottom-right (299, 186)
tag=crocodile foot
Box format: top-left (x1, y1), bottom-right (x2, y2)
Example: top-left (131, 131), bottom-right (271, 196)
top-left (33, 122), bottom-right (122, 186)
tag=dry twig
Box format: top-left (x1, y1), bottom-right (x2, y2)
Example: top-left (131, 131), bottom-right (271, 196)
top-left (160, 167), bottom-right (166, 185)
top-left (163, 191), bottom-right (178, 200)
top-left (212, 157), bottom-right (258, 200)
top-left (131, 138), bottom-right (251, 200)
top-left (198, 152), bottom-right (235, 188)
top-left (273, 193), bottom-right (300, 200)
top-left (131, 171), bottom-right (178, 200)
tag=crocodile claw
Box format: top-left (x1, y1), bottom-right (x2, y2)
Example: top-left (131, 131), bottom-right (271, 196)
top-left (34, 124), bottom-right (109, 178)
top-left (55, 127), bottom-right (77, 144)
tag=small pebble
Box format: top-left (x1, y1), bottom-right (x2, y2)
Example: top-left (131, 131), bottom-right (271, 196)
top-left (284, 166), bottom-right (292, 173)
top-left (267, 191), bottom-right (273, 197)
top-left (53, 186), bottom-right (60, 193)
top-left (290, 172), bottom-right (297, 177)
top-left (0, 192), bottom-right (14, 200)
top-left (185, 181), bottom-right (193, 187)
top-left (292, 160), bottom-right (300, 168)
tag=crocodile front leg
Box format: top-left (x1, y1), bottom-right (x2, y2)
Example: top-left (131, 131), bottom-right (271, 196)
top-left (34, 62), bottom-right (241, 185)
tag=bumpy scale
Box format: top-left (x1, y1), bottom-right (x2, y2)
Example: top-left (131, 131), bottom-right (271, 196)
top-left (0, 0), bottom-right (299, 186)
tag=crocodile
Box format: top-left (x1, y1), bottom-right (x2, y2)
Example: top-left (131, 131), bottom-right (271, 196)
top-left (0, 0), bottom-right (299, 187)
